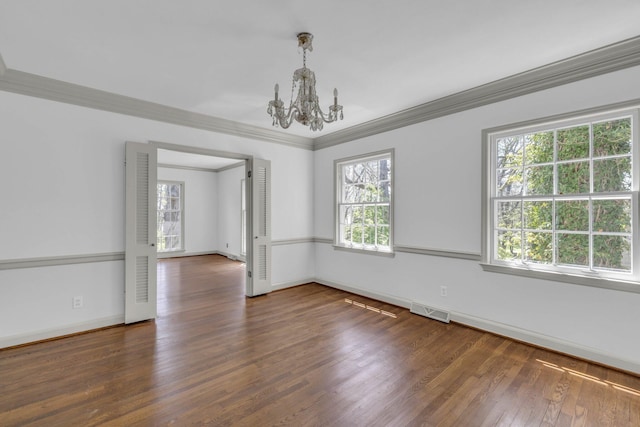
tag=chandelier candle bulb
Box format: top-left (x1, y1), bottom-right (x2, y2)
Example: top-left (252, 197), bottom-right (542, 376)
top-left (267, 32), bottom-right (343, 131)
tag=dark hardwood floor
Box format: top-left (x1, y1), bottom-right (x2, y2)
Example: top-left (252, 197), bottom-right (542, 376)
top-left (1, 254), bottom-right (639, 426)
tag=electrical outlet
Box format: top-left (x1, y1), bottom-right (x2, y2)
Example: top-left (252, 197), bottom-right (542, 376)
top-left (440, 286), bottom-right (448, 297)
top-left (72, 296), bottom-right (83, 309)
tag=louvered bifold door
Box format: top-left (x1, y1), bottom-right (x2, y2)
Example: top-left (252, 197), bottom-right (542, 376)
top-left (125, 141), bottom-right (157, 323)
top-left (248, 158), bottom-right (271, 296)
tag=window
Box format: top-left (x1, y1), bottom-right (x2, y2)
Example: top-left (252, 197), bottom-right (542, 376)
top-left (335, 150), bottom-right (393, 253)
top-left (157, 181), bottom-right (184, 252)
top-left (483, 108), bottom-right (639, 285)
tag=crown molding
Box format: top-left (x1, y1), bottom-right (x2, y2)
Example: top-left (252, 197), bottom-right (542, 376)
top-left (3, 36), bottom-right (640, 151)
top-left (0, 67), bottom-right (314, 150)
top-left (314, 35), bottom-right (640, 150)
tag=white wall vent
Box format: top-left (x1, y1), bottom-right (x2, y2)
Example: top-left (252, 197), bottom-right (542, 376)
top-left (410, 302), bottom-right (450, 323)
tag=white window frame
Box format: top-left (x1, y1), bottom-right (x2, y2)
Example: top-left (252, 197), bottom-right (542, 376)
top-left (157, 180), bottom-right (185, 253)
top-left (334, 149), bottom-right (394, 255)
top-left (481, 104), bottom-right (640, 292)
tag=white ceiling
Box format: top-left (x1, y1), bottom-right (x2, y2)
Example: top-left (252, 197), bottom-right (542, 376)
top-left (2, 0), bottom-right (640, 139)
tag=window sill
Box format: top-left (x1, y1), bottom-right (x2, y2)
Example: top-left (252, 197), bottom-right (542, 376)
top-left (333, 244), bottom-right (395, 258)
top-left (480, 262), bottom-right (640, 294)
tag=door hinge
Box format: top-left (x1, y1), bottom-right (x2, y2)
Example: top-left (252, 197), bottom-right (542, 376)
top-left (248, 170), bottom-right (252, 178)
top-left (248, 271), bottom-right (252, 278)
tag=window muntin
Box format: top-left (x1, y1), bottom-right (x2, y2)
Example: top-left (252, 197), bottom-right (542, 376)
top-left (157, 181), bottom-right (184, 252)
top-left (489, 110), bottom-right (637, 280)
top-left (336, 151), bottom-right (393, 252)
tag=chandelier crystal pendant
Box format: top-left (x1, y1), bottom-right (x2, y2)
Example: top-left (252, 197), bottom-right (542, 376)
top-left (268, 32), bottom-right (343, 131)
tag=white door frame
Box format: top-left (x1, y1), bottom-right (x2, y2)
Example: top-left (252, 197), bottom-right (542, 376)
top-left (148, 141), bottom-right (269, 297)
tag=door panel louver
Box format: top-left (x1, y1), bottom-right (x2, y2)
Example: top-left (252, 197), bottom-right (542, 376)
top-left (136, 256), bottom-right (149, 303)
top-left (257, 166), bottom-right (268, 237)
top-left (136, 152), bottom-right (149, 244)
top-left (258, 245), bottom-right (267, 280)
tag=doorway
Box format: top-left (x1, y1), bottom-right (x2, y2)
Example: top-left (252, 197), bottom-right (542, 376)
top-left (124, 141), bottom-right (271, 324)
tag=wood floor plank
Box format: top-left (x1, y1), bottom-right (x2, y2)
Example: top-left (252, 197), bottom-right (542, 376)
top-left (1, 254), bottom-right (639, 426)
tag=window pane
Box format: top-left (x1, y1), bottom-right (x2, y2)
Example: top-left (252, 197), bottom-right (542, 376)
top-left (339, 205), bottom-right (354, 226)
top-left (593, 235), bottom-right (631, 271)
top-left (497, 201), bottom-right (521, 229)
top-left (378, 181), bottom-right (391, 202)
top-left (377, 226), bottom-right (390, 246)
top-left (593, 118), bottom-right (631, 157)
top-left (363, 225), bottom-right (376, 245)
top-left (556, 233), bottom-right (589, 267)
top-left (364, 206), bottom-right (376, 225)
top-left (524, 165), bottom-right (553, 195)
top-left (525, 231), bottom-right (552, 264)
top-left (497, 230), bottom-right (521, 261)
top-left (556, 200), bottom-right (589, 231)
top-left (557, 161), bottom-right (590, 194)
top-left (523, 200), bottom-right (552, 230)
top-left (343, 184), bottom-right (363, 203)
top-left (171, 236), bottom-right (181, 250)
top-left (497, 168), bottom-right (523, 196)
top-left (593, 157), bottom-right (631, 192)
top-left (497, 136), bottom-right (523, 168)
top-left (593, 199), bottom-right (631, 233)
top-left (363, 184), bottom-right (379, 202)
top-left (557, 125), bottom-right (589, 161)
top-left (365, 161), bottom-right (379, 183)
top-left (170, 185), bottom-right (180, 197)
top-left (351, 224), bottom-right (363, 244)
top-left (376, 206), bottom-right (390, 225)
top-left (524, 131), bottom-right (554, 164)
top-left (378, 159), bottom-right (391, 181)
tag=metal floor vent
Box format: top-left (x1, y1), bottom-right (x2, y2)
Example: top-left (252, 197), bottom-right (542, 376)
top-left (410, 302), bottom-right (450, 323)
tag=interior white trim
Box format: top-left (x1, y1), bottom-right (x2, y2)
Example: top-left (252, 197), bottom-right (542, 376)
top-left (395, 245), bottom-right (481, 261)
top-left (315, 278), bottom-right (412, 309)
top-left (0, 252), bottom-right (125, 270)
top-left (271, 237), bottom-right (316, 246)
top-left (0, 68), bottom-right (313, 150)
top-left (450, 311), bottom-right (640, 375)
top-left (0, 315), bottom-right (124, 349)
top-left (3, 36), bottom-right (640, 151)
top-left (158, 163), bottom-right (218, 173)
top-left (313, 35), bottom-right (640, 149)
top-left (316, 278), bottom-right (639, 375)
top-left (271, 278), bottom-right (315, 291)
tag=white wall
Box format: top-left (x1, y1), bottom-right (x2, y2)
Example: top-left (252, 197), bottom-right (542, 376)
top-left (0, 91), bottom-right (315, 347)
top-left (158, 166), bottom-right (218, 255)
top-left (314, 65), bottom-right (640, 374)
top-left (216, 165), bottom-right (245, 260)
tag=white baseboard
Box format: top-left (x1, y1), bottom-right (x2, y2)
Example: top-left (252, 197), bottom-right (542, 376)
top-left (314, 278), bottom-right (412, 309)
top-left (315, 277), bottom-right (640, 375)
top-left (451, 311), bottom-right (640, 375)
top-left (272, 278), bottom-right (315, 292)
top-left (0, 315), bottom-right (124, 349)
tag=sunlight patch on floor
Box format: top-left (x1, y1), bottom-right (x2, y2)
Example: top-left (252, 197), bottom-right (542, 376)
top-left (537, 359), bottom-right (640, 396)
top-left (344, 298), bottom-right (398, 318)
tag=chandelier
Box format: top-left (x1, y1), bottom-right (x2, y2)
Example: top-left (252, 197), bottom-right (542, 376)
top-left (268, 32), bottom-right (343, 131)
